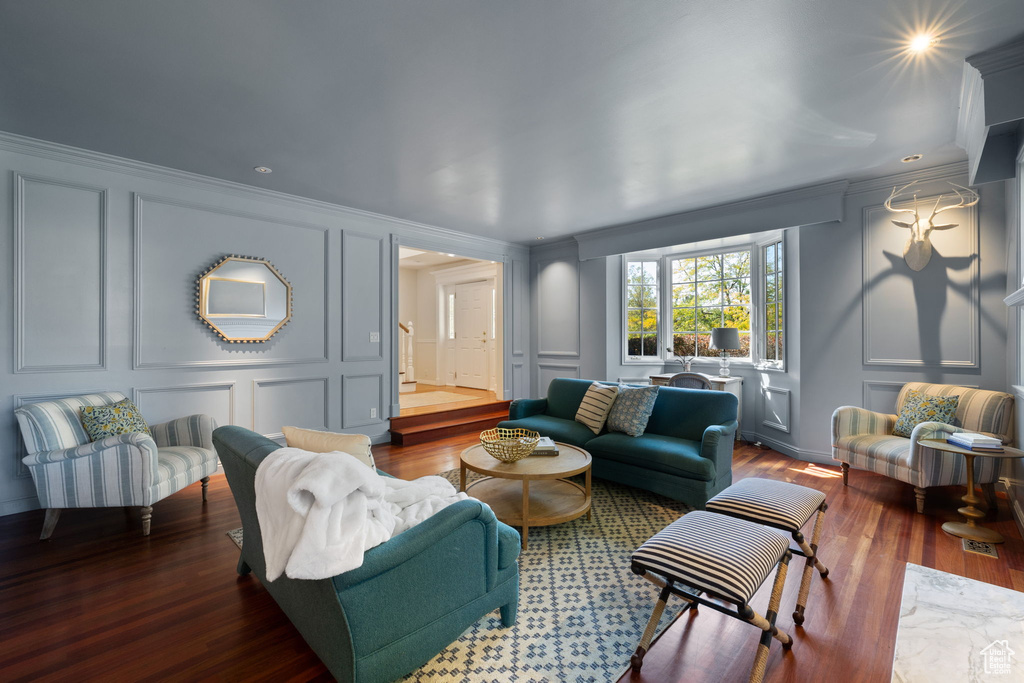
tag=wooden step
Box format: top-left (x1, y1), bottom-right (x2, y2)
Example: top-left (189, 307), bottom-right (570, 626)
top-left (389, 401), bottom-right (511, 446)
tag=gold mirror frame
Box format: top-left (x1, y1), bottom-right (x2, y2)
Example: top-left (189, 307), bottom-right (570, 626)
top-left (195, 255), bottom-right (293, 343)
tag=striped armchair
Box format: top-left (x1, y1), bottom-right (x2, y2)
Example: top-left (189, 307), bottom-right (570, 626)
top-left (15, 392), bottom-right (219, 539)
top-left (832, 382), bottom-right (1014, 513)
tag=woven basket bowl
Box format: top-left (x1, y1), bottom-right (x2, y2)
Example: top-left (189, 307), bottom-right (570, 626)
top-left (479, 427), bottom-right (540, 463)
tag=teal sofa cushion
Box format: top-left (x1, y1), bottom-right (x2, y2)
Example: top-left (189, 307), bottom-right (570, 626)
top-left (545, 379), bottom-right (599, 421)
top-left (497, 414), bottom-right (597, 447)
top-left (586, 432), bottom-right (715, 481)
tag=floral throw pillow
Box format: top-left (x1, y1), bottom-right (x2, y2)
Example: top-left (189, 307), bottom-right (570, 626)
top-left (892, 390), bottom-right (959, 438)
top-left (80, 398), bottom-right (151, 442)
top-left (606, 385), bottom-right (660, 437)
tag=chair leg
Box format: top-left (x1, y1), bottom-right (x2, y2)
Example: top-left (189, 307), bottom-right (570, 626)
top-left (40, 508), bottom-right (62, 540)
top-left (141, 506), bottom-right (153, 536)
top-left (981, 482), bottom-right (998, 513)
top-left (201, 476), bottom-right (210, 502)
top-left (841, 462), bottom-right (849, 486)
top-left (913, 487), bottom-right (926, 514)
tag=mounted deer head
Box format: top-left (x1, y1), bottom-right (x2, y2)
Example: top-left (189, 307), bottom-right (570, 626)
top-left (884, 180), bottom-right (979, 271)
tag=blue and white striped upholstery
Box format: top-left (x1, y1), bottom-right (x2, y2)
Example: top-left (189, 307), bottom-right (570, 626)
top-left (15, 395), bottom-right (218, 510)
top-left (632, 510), bottom-right (790, 604)
top-left (706, 478), bottom-right (825, 533)
top-left (832, 383), bottom-right (1014, 489)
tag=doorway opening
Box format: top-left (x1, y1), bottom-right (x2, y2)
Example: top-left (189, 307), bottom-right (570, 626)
top-left (396, 247), bottom-right (504, 417)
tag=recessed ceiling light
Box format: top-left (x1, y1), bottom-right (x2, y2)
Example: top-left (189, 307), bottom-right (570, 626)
top-left (908, 34), bottom-right (937, 54)
top-left (536, 236), bottom-right (545, 240)
top-left (446, 253), bottom-right (455, 257)
top-left (901, 154), bottom-right (923, 163)
top-left (253, 166), bottom-right (272, 174)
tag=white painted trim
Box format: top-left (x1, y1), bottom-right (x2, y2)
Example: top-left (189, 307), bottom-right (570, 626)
top-left (535, 256), bottom-right (581, 358)
top-left (0, 496), bottom-right (40, 516)
top-left (341, 231), bottom-right (386, 362)
top-left (761, 386), bottom-right (791, 433)
top-left (846, 161), bottom-right (970, 196)
top-left (966, 37), bottom-right (1024, 77)
top-left (14, 173), bottom-right (108, 373)
top-left (755, 433), bottom-right (834, 465)
top-left (341, 373), bottom-right (385, 429)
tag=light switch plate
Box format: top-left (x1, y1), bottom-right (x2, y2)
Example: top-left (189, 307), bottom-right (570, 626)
top-left (369, 331), bottom-right (380, 343)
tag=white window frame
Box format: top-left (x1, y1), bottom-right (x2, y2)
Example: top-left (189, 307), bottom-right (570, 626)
top-left (621, 231), bottom-right (787, 371)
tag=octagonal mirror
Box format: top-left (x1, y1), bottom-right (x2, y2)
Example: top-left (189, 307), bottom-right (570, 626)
top-left (196, 255), bottom-right (292, 343)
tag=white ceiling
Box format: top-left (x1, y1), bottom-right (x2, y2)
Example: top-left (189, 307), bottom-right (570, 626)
top-left (1, 1), bottom-right (1022, 244)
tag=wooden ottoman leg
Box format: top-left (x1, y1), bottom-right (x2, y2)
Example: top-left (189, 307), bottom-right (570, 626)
top-left (747, 551), bottom-right (792, 683)
top-left (793, 505), bottom-right (830, 625)
top-left (631, 582), bottom-right (673, 672)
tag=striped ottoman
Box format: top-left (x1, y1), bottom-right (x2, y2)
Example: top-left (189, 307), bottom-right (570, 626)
top-left (630, 510), bottom-right (793, 683)
top-left (706, 477), bottom-right (830, 625)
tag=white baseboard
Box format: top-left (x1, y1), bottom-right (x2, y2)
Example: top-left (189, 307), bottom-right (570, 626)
top-left (748, 433), bottom-right (834, 465)
top-left (0, 496), bottom-right (40, 516)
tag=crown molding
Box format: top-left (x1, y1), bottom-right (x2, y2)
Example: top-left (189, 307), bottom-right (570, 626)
top-left (0, 130), bottom-right (523, 255)
top-left (967, 37), bottom-right (1024, 77)
top-left (845, 161), bottom-right (969, 195)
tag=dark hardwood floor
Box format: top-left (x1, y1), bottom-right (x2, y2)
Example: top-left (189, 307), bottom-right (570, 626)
top-left (1, 434), bottom-right (1021, 682)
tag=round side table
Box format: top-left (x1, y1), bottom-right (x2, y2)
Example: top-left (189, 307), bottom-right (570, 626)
top-left (917, 438), bottom-right (1024, 544)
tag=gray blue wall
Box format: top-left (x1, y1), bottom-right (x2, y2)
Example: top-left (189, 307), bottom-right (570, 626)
top-left (531, 162), bottom-right (1010, 466)
top-left (0, 133), bottom-right (530, 516)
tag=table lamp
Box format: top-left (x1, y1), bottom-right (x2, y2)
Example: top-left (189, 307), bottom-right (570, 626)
top-left (710, 327), bottom-right (741, 377)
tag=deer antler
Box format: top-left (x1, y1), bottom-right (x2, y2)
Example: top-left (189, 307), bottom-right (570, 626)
top-left (927, 183), bottom-right (980, 230)
top-left (884, 181), bottom-right (920, 229)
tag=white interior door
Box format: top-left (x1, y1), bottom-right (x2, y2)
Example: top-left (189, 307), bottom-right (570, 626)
top-left (454, 281), bottom-right (491, 389)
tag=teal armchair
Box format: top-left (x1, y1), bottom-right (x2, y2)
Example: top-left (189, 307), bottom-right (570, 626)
top-left (213, 426), bottom-right (520, 683)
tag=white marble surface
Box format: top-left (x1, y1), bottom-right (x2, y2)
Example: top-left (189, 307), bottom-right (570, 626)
top-left (892, 563), bottom-right (1024, 682)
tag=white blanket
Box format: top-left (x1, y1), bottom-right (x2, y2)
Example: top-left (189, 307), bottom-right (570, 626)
top-left (255, 447), bottom-right (468, 581)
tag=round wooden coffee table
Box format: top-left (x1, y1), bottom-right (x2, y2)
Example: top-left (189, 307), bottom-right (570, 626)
top-left (459, 442), bottom-right (592, 549)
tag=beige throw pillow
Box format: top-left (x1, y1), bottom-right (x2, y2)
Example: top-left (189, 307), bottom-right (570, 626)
top-left (575, 383), bottom-right (619, 434)
top-left (281, 426), bottom-right (375, 470)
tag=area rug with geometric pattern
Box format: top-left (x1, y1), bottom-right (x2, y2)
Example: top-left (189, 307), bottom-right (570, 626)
top-left (227, 469), bottom-right (692, 682)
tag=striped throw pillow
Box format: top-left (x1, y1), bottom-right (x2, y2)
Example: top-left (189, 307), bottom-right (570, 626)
top-left (575, 383), bottom-right (619, 434)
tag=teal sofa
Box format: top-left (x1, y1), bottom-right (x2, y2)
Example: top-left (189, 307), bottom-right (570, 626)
top-left (498, 378), bottom-right (737, 507)
top-left (213, 426), bottom-right (520, 683)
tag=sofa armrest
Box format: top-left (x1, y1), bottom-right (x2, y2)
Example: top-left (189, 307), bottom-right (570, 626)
top-left (23, 432), bottom-right (159, 466)
top-left (150, 414), bottom-right (216, 450)
top-left (508, 398), bottom-right (547, 420)
top-left (831, 406), bottom-right (897, 443)
top-left (699, 420), bottom-right (738, 471)
top-left (332, 498), bottom-right (514, 590)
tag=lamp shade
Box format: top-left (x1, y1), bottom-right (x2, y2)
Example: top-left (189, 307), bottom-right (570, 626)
top-left (710, 327), bottom-right (741, 351)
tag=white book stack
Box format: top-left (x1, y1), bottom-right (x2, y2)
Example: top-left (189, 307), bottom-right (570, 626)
top-left (946, 432), bottom-right (1003, 452)
top-left (532, 436), bottom-right (559, 456)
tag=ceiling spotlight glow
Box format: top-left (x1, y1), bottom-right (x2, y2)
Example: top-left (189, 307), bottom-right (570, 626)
top-left (901, 154), bottom-right (923, 163)
top-left (908, 34), bottom-right (936, 53)
top-left (253, 166), bottom-right (272, 174)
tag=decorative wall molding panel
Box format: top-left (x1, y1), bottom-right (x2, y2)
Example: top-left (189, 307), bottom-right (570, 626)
top-left (761, 386), bottom-right (791, 433)
top-left (537, 362), bottom-right (580, 396)
top-left (512, 259), bottom-right (526, 356)
top-left (862, 199), bottom-right (979, 368)
top-left (861, 380), bottom-right (906, 414)
top-left (341, 232), bottom-right (385, 362)
top-left (132, 382), bottom-right (236, 429)
top-left (342, 374), bottom-right (384, 429)
top-left (536, 257), bottom-right (580, 357)
top-left (252, 377), bottom-right (329, 440)
top-left (133, 194), bottom-right (330, 369)
top-left (15, 174), bottom-right (107, 373)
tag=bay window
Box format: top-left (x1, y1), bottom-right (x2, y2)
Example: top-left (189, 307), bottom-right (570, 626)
top-left (624, 235), bottom-right (785, 368)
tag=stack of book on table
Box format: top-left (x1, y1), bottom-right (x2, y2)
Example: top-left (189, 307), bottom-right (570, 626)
top-left (531, 436), bottom-right (559, 456)
top-left (946, 432), bottom-right (1004, 453)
